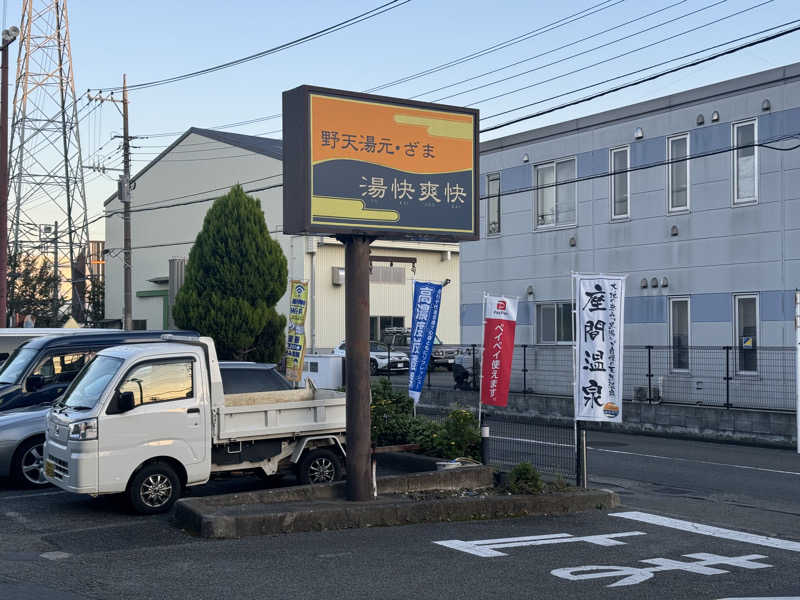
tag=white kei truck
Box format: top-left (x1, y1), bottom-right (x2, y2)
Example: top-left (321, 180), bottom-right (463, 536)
top-left (43, 336), bottom-right (347, 513)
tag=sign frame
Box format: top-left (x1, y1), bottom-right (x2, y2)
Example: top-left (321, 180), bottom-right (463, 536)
top-left (282, 85), bottom-right (480, 242)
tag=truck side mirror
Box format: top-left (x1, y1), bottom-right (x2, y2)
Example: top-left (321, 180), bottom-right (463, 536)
top-left (108, 390), bottom-right (135, 414)
top-left (26, 374), bottom-right (44, 393)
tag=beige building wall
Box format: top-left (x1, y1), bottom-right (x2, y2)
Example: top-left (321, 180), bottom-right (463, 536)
top-left (309, 239), bottom-right (460, 351)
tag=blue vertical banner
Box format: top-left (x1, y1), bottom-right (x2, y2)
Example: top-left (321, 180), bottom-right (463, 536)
top-left (408, 281), bottom-right (443, 404)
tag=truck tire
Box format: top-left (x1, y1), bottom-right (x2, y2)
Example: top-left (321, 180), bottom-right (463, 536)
top-left (12, 436), bottom-right (48, 488)
top-left (127, 462), bottom-right (182, 514)
top-left (297, 448), bottom-right (343, 485)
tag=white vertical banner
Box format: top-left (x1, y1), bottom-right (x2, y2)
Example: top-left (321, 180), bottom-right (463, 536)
top-left (574, 274), bottom-right (627, 423)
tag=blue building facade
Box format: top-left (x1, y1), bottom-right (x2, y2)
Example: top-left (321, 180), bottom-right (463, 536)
top-left (462, 62), bottom-right (800, 368)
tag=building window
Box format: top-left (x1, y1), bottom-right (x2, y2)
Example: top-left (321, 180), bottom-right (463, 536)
top-left (734, 294), bottom-right (758, 373)
top-left (668, 134), bottom-right (689, 212)
top-left (534, 158), bottom-right (576, 228)
top-left (369, 266), bottom-right (405, 284)
top-left (610, 146), bottom-right (629, 219)
top-left (733, 120), bottom-right (757, 204)
top-left (487, 173), bottom-right (500, 235)
top-left (669, 297), bottom-right (690, 371)
top-left (370, 316), bottom-right (404, 341)
top-left (536, 302), bottom-right (574, 344)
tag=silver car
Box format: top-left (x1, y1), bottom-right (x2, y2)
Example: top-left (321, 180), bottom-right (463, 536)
top-left (0, 402), bottom-right (49, 486)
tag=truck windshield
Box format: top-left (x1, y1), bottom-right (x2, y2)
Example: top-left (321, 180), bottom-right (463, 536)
top-left (61, 355), bottom-right (123, 410)
top-left (0, 347), bottom-right (37, 384)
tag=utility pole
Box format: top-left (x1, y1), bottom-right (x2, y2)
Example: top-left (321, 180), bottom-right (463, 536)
top-left (121, 74), bottom-right (132, 331)
top-left (52, 221), bottom-right (59, 322)
top-left (92, 75), bottom-right (132, 330)
top-left (0, 26), bottom-right (19, 327)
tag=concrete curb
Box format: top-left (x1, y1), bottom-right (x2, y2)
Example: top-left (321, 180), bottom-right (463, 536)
top-left (174, 467), bottom-right (618, 539)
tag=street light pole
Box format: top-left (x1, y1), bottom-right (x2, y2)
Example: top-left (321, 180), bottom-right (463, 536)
top-left (0, 26), bottom-right (19, 328)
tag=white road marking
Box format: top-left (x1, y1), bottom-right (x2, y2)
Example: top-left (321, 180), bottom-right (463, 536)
top-left (610, 512), bottom-right (800, 552)
top-left (40, 551), bottom-right (71, 560)
top-left (490, 434), bottom-right (800, 477)
top-left (552, 553), bottom-right (771, 588)
top-left (434, 531), bottom-right (645, 557)
top-left (591, 447), bottom-right (800, 477)
top-left (490, 435), bottom-right (572, 449)
top-left (0, 490), bottom-right (66, 501)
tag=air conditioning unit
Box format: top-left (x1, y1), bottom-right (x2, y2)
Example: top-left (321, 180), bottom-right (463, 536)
top-left (331, 266), bottom-right (345, 286)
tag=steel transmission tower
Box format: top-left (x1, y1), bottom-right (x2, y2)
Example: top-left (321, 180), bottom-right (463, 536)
top-left (8, 0), bottom-right (88, 321)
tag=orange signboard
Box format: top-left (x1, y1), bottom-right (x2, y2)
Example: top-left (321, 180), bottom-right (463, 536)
top-left (283, 86), bottom-right (478, 241)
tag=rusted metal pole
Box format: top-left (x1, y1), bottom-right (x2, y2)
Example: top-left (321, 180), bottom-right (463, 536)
top-left (0, 35), bottom-right (13, 327)
top-left (344, 235), bottom-right (372, 501)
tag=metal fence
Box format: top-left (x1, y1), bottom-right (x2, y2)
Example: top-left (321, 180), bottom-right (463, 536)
top-left (416, 406), bottom-right (577, 481)
top-left (401, 345), bottom-right (797, 412)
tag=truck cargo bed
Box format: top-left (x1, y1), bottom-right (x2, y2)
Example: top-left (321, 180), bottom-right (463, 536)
top-left (214, 386), bottom-right (346, 443)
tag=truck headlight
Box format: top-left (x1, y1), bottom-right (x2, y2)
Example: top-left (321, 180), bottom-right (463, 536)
top-left (69, 418), bottom-right (98, 441)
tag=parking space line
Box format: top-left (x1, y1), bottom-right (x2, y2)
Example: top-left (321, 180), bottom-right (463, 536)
top-left (610, 511), bottom-right (800, 552)
top-left (490, 435), bottom-right (572, 449)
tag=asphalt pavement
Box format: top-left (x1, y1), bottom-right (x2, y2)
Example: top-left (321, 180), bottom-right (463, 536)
top-left (1, 429), bottom-right (799, 599)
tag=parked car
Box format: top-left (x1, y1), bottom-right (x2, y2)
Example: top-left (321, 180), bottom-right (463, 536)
top-left (380, 327), bottom-right (461, 370)
top-left (0, 327), bottom-right (120, 366)
top-left (0, 356), bottom-right (283, 488)
top-left (332, 340), bottom-right (409, 375)
top-left (45, 336), bottom-right (347, 513)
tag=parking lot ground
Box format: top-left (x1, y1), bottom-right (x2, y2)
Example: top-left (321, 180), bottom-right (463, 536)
top-left (2, 483), bottom-right (800, 600)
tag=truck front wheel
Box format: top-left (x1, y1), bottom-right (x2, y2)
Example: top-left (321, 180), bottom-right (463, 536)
top-left (128, 462), bottom-right (182, 514)
top-left (297, 448), bottom-right (343, 485)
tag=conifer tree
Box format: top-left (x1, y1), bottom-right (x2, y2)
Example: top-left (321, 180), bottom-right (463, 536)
top-left (173, 185), bottom-right (288, 360)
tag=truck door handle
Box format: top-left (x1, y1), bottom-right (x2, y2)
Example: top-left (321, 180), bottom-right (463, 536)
top-left (187, 407), bottom-right (200, 414)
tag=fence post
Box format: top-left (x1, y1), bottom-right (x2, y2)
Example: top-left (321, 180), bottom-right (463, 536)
top-left (480, 418), bottom-right (489, 465)
top-left (575, 420), bottom-right (587, 488)
top-left (646, 345), bottom-right (653, 403)
top-left (724, 345), bottom-right (732, 409)
top-left (471, 344), bottom-right (478, 391)
top-left (522, 344), bottom-right (528, 397)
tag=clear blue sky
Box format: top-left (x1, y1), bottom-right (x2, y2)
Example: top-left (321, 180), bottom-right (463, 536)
top-left (12, 0), bottom-right (798, 238)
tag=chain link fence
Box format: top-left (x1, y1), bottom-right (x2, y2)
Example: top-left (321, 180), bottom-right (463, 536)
top-left (402, 345), bottom-right (796, 412)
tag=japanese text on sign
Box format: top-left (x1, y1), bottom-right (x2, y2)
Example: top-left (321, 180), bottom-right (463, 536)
top-left (574, 275), bottom-right (626, 422)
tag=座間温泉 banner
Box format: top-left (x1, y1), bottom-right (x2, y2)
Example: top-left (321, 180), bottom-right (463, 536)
top-left (282, 86), bottom-right (479, 242)
top-left (480, 295), bottom-right (518, 407)
top-left (408, 281), bottom-right (443, 404)
top-left (285, 280), bottom-right (309, 383)
top-left (574, 274), bottom-right (627, 422)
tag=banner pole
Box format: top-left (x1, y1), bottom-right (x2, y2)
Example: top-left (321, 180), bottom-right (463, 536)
top-left (478, 292), bottom-right (487, 424)
top-left (796, 290), bottom-right (800, 454)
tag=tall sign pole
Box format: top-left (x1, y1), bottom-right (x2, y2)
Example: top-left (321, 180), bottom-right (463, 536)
top-left (343, 235), bottom-right (372, 500)
top-left (282, 85), bottom-right (478, 500)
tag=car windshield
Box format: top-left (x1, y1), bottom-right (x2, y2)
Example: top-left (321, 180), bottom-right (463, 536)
top-left (370, 342), bottom-right (388, 352)
top-left (61, 355), bottom-right (123, 410)
top-left (0, 347), bottom-right (37, 384)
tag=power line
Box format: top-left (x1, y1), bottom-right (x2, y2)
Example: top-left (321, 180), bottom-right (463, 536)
top-left (479, 19), bottom-right (800, 133)
top-left (364, 0), bottom-right (624, 93)
top-left (92, 1), bottom-right (411, 93)
top-left (410, 0), bottom-right (695, 100)
top-left (124, 1), bottom-right (623, 143)
top-left (459, 0), bottom-right (771, 107)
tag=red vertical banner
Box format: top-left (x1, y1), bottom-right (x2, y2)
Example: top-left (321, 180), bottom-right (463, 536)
top-left (480, 295), bottom-right (518, 407)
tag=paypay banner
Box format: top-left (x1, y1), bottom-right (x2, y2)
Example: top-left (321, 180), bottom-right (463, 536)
top-left (408, 281), bottom-right (443, 404)
top-left (480, 295), bottom-right (518, 407)
top-left (285, 280), bottom-right (309, 383)
top-left (574, 274), bottom-right (626, 422)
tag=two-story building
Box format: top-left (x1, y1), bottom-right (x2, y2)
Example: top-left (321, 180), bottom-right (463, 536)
top-left (462, 62), bottom-right (800, 408)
